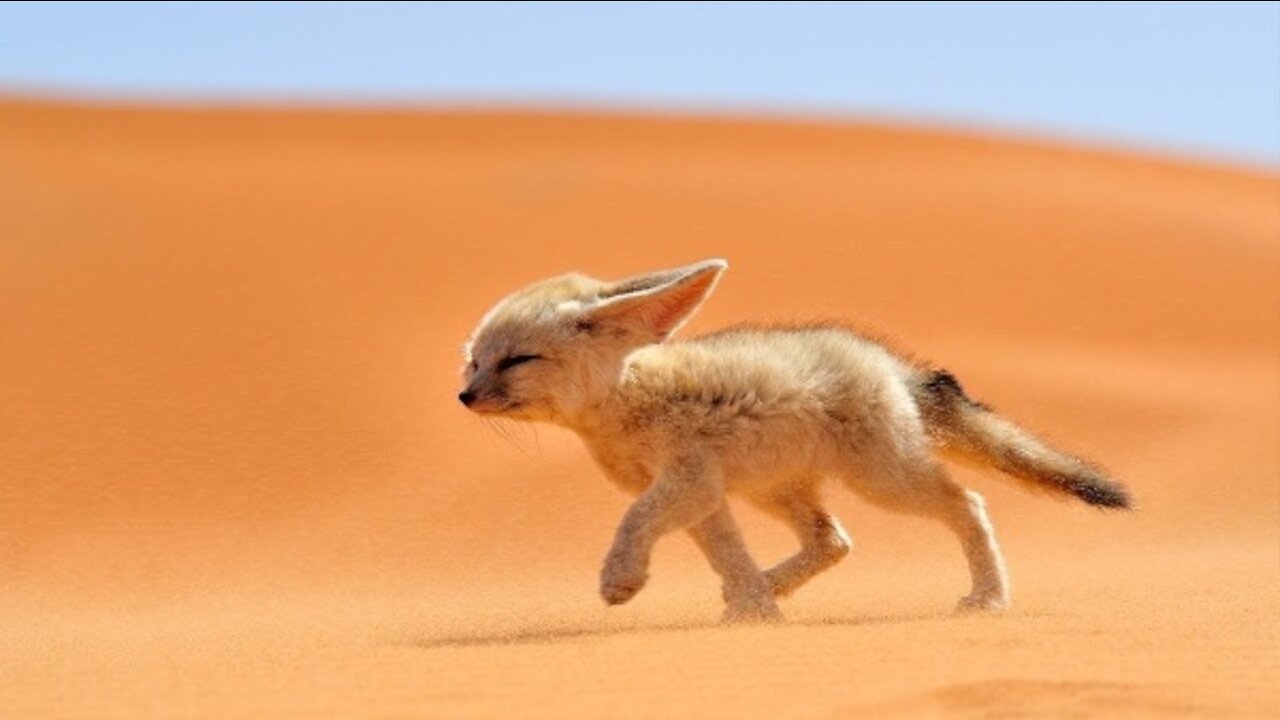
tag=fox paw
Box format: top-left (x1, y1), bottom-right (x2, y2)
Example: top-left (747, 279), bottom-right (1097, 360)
top-left (955, 592), bottom-right (1009, 613)
top-left (600, 555), bottom-right (648, 606)
top-left (722, 579), bottom-right (784, 624)
top-left (722, 600), bottom-right (784, 624)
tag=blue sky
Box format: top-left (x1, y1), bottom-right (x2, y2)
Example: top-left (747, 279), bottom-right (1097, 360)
top-left (1, 2), bottom-right (1277, 165)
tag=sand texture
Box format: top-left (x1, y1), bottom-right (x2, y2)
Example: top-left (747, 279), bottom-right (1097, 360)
top-left (1, 99), bottom-right (1277, 717)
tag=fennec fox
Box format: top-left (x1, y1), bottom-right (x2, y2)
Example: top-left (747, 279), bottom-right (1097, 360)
top-left (459, 259), bottom-right (1130, 622)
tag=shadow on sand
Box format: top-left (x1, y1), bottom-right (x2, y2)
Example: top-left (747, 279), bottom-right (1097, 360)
top-left (400, 610), bottom-right (986, 650)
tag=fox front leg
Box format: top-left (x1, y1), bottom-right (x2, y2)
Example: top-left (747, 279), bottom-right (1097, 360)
top-left (600, 452), bottom-right (723, 606)
top-left (687, 506), bottom-right (783, 622)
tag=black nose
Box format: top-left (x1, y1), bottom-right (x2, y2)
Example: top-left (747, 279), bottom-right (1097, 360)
top-left (458, 390), bottom-right (476, 407)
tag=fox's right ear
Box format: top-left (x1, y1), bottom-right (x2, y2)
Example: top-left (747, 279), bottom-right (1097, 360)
top-left (585, 259), bottom-right (727, 342)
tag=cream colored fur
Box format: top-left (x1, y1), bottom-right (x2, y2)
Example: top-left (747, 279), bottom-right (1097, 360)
top-left (459, 259), bottom-right (1128, 622)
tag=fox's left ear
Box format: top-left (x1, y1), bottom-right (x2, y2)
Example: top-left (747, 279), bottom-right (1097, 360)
top-left (588, 259), bottom-right (727, 342)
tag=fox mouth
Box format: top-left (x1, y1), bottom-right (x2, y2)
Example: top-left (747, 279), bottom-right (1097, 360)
top-left (468, 398), bottom-right (522, 415)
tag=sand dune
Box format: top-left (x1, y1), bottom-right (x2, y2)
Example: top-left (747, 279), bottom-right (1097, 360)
top-left (1, 97), bottom-right (1276, 717)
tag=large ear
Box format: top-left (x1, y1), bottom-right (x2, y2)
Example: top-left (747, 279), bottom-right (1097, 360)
top-left (587, 259), bottom-right (727, 342)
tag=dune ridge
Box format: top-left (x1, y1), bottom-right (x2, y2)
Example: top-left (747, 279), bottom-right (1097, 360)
top-left (1, 97), bottom-right (1276, 717)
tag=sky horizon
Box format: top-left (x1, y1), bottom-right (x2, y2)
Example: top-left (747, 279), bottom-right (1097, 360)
top-left (2, 2), bottom-right (1277, 167)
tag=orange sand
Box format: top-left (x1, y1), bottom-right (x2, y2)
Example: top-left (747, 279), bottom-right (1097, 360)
top-left (1, 98), bottom-right (1276, 717)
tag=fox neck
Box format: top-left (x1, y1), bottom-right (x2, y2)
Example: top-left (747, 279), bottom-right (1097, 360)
top-left (553, 354), bottom-right (634, 434)
top-left (560, 392), bottom-right (622, 435)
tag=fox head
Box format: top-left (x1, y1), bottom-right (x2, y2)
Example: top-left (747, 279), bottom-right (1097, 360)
top-left (459, 259), bottom-right (727, 424)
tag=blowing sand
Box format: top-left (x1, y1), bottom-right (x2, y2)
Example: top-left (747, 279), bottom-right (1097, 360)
top-left (1, 98), bottom-right (1276, 717)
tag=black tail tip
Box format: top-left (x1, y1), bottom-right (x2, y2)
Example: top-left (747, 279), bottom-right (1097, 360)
top-left (1077, 481), bottom-right (1133, 510)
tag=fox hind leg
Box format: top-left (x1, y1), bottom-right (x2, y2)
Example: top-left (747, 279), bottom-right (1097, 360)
top-left (748, 485), bottom-right (851, 598)
top-left (845, 459), bottom-right (1009, 611)
top-left (945, 485), bottom-right (1011, 612)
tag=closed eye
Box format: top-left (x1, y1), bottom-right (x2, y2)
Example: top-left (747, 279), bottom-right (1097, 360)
top-left (496, 354), bottom-right (541, 372)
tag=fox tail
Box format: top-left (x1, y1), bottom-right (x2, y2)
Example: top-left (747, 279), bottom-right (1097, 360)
top-left (911, 370), bottom-right (1131, 509)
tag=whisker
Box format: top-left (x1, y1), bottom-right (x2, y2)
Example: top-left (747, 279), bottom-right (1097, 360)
top-left (487, 416), bottom-right (532, 457)
top-left (485, 417), bottom-right (510, 443)
top-left (478, 412), bottom-right (501, 445)
top-left (509, 419), bottom-right (540, 458)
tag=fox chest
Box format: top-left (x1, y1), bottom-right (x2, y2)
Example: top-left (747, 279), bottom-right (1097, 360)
top-left (580, 437), bottom-right (659, 495)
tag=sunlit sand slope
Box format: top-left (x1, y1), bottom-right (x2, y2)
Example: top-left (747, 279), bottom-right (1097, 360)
top-left (1, 99), bottom-right (1276, 717)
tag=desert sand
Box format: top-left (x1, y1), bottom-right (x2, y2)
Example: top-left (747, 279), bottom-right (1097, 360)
top-left (1, 98), bottom-right (1276, 718)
